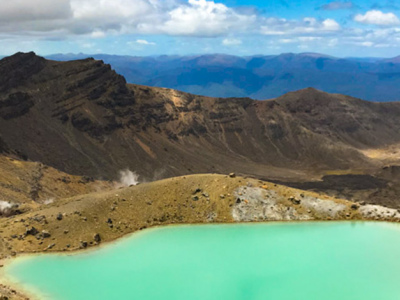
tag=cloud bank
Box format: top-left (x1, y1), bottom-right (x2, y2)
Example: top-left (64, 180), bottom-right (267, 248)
top-left (354, 10), bottom-right (400, 26)
top-left (0, 0), bottom-right (344, 39)
top-left (1, 0), bottom-right (400, 55)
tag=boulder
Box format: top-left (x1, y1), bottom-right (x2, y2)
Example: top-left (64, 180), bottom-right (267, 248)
top-left (25, 226), bottom-right (38, 236)
top-left (94, 233), bottom-right (101, 243)
top-left (193, 188), bottom-right (202, 194)
top-left (41, 230), bottom-right (51, 238)
top-left (289, 196), bottom-right (301, 205)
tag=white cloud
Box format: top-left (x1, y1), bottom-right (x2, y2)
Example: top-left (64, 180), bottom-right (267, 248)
top-left (278, 36), bottom-right (322, 45)
top-left (222, 38), bottom-right (242, 46)
top-left (354, 10), bottom-right (400, 26)
top-left (264, 23), bottom-right (400, 51)
top-left (71, 0), bottom-right (153, 20)
top-left (0, 0), bottom-right (257, 39)
top-left (151, 0), bottom-right (256, 37)
top-left (322, 19), bottom-right (341, 31)
top-left (361, 41), bottom-right (374, 47)
top-left (279, 38), bottom-right (295, 44)
top-left (135, 39), bottom-right (156, 45)
top-left (91, 30), bottom-right (106, 38)
top-left (4, 0), bottom-right (400, 54)
top-left (261, 17), bottom-right (341, 36)
top-left (298, 36), bottom-right (322, 42)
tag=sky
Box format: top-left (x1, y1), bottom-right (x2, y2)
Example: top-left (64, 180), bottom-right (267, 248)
top-left (1, 0), bottom-right (400, 57)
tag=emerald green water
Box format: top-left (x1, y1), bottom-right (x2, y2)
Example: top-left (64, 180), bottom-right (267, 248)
top-left (5, 222), bottom-right (400, 300)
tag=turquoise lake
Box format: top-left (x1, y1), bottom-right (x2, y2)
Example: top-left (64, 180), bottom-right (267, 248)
top-left (4, 222), bottom-right (400, 300)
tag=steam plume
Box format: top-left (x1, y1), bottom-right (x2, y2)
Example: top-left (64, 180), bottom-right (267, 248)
top-left (118, 169), bottom-right (139, 187)
top-left (0, 201), bottom-right (13, 212)
top-left (0, 200), bottom-right (19, 216)
top-left (43, 198), bottom-right (54, 205)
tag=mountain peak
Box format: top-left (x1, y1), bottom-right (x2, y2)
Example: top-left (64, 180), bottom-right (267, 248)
top-left (274, 87), bottom-right (359, 110)
top-left (298, 52), bottom-right (336, 59)
top-left (1, 51), bottom-right (44, 63)
top-left (383, 55), bottom-right (400, 64)
top-left (279, 87), bottom-right (327, 99)
top-left (0, 52), bottom-right (47, 92)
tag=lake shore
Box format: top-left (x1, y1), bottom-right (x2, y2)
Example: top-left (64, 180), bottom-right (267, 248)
top-left (3, 221), bottom-right (400, 300)
top-left (1, 174), bottom-right (400, 299)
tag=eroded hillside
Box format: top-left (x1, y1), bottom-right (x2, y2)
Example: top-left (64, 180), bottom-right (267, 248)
top-left (1, 52), bottom-right (400, 184)
top-left (0, 155), bottom-right (113, 216)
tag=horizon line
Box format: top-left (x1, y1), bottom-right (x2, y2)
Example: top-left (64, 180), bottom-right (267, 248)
top-left (0, 51), bottom-right (398, 60)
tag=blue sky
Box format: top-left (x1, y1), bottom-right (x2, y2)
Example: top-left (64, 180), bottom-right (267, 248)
top-left (1, 0), bottom-right (400, 57)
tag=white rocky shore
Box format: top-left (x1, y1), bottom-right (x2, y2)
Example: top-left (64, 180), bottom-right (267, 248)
top-left (233, 186), bottom-right (400, 222)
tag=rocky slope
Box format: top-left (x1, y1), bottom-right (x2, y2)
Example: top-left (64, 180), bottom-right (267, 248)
top-left (0, 154), bottom-right (113, 215)
top-left (1, 52), bottom-right (400, 184)
top-left (1, 174), bottom-right (398, 260)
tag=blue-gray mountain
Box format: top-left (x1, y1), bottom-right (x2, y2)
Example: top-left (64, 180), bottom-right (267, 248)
top-left (46, 52), bottom-right (400, 102)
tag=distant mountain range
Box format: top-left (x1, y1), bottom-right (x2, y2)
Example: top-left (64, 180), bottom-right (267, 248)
top-left (45, 52), bottom-right (400, 102)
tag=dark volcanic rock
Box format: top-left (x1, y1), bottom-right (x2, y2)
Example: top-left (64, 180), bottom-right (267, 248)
top-left (94, 233), bottom-right (101, 243)
top-left (0, 52), bottom-right (46, 92)
top-left (0, 92), bottom-right (34, 120)
top-left (0, 136), bottom-right (8, 153)
top-left (25, 226), bottom-right (38, 236)
top-left (80, 241), bottom-right (88, 248)
top-left (41, 230), bottom-right (51, 238)
top-left (1, 52), bottom-right (400, 183)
